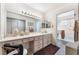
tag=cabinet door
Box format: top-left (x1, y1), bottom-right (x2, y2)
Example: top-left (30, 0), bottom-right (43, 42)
top-left (47, 34), bottom-right (52, 45)
top-left (34, 36), bottom-right (42, 52)
top-left (43, 35), bottom-right (48, 47)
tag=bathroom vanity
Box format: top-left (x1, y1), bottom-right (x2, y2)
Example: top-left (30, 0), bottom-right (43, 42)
top-left (0, 33), bottom-right (53, 55)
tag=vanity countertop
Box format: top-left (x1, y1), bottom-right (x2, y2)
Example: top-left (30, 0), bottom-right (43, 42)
top-left (0, 32), bottom-right (52, 42)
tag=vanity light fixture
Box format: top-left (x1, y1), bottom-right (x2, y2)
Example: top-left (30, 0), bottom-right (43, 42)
top-left (21, 10), bottom-right (41, 19)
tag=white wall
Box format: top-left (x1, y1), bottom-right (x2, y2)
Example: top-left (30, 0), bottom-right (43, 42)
top-left (45, 3), bottom-right (79, 46)
top-left (0, 3), bottom-right (1, 15)
top-left (5, 3), bottom-right (43, 19)
top-left (0, 3), bottom-right (7, 39)
top-left (0, 4), bottom-right (1, 39)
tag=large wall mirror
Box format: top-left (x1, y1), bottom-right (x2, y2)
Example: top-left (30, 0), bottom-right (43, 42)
top-left (6, 17), bottom-right (26, 36)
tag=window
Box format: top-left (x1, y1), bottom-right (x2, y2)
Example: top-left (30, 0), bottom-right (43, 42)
top-left (57, 10), bottom-right (75, 30)
top-left (56, 10), bottom-right (75, 41)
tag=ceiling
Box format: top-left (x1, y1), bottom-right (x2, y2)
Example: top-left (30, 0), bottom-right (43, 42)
top-left (26, 3), bottom-right (68, 13)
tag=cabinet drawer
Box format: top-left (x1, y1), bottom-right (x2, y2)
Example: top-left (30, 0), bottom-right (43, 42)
top-left (34, 37), bottom-right (39, 41)
top-left (39, 36), bottom-right (43, 39)
top-left (37, 44), bottom-right (42, 50)
top-left (17, 40), bottom-right (23, 44)
top-left (43, 38), bottom-right (48, 43)
top-left (34, 42), bottom-right (42, 47)
top-left (10, 40), bottom-right (23, 45)
top-left (3, 40), bottom-right (22, 45)
top-left (29, 38), bottom-right (34, 41)
top-left (43, 35), bottom-right (48, 39)
top-left (35, 36), bottom-right (42, 41)
top-left (23, 38), bottom-right (34, 43)
top-left (23, 39), bottom-right (29, 43)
